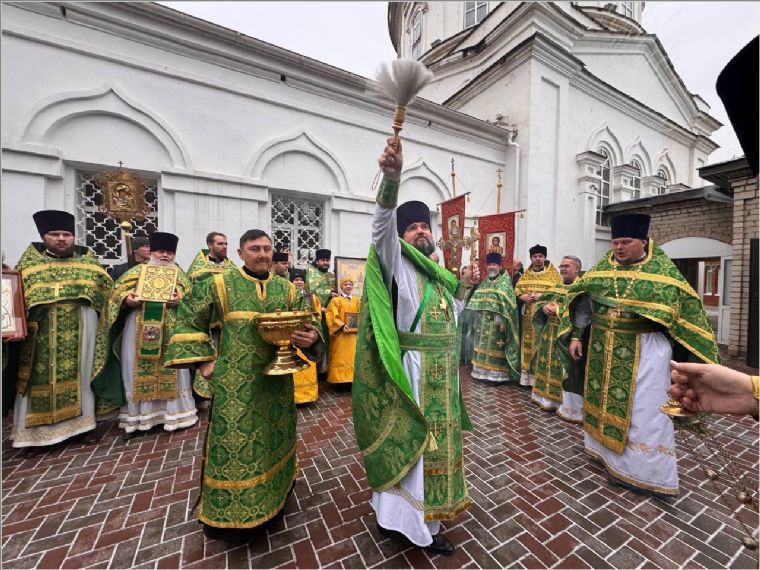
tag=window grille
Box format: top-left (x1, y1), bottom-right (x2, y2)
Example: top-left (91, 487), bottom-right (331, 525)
top-left (74, 170), bottom-right (159, 266)
top-left (630, 159), bottom-right (642, 200)
top-left (596, 149), bottom-right (611, 226)
top-left (270, 193), bottom-right (324, 269)
top-left (411, 10), bottom-right (422, 60)
top-left (464, 1), bottom-right (488, 28)
top-left (655, 168), bottom-right (669, 196)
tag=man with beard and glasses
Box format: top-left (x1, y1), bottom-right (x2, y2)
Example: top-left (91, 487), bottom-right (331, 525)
top-left (10, 210), bottom-right (112, 452)
top-left (92, 232), bottom-right (197, 439)
top-left (530, 255), bottom-right (589, 421)
top-left (166, 229), bottom-right (323, 542)
top-left (468, 252), bottom-right (520, 384)
top-left (352, 137), bottom-right (478, 556)
top-left (514, 244), bottom-right (561, 387)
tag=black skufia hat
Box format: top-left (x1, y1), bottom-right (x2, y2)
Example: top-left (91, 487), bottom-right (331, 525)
top-left (131, 236), bottom-right (149, 250)
top-left (486, 252), bottom-right (503, 265)
top-left (289, 268), bottom-right (306, 282)
top-left (33, 210), bottom-right (75, 237)
top-left (396, 201), bottom-right (431, 237)
top-left (529, 244), bottom-right (547, 257)
top-left (272, 251), bottom-right (289, 263)
top-left (610, 214), bottom-right (650, 240)
top-left (149, 232), bottom-right (179, 253)
top-left (315, 249), bottom-right (331, 261)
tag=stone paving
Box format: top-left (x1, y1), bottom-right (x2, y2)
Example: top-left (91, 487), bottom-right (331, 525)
top-left (2, 368), bottom-right (758, 569)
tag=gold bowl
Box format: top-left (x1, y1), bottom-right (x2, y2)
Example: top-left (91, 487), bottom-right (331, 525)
top-left (254, 310), bottom-right (312, 375)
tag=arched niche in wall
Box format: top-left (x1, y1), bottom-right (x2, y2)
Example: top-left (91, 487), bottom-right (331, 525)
top-left (20, 85), bottom-right (190, 172)
top-left (248, 130), bottom-right (348, 195)
top-left (586, 123), bottom-right (624, 166)
top-left (625, 138), bottom-right (652, 176)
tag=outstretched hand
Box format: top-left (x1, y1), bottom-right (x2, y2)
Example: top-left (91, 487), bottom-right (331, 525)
top-left (378, 137), bottom-right (403, 179)
top-left (668, 360), bottom-right (757, 416)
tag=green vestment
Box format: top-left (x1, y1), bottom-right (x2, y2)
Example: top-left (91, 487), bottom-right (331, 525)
top-left (91, 263), bottom-right (192, 413)
top-left (352, 240), bottom-right (472, 521)
top-left (514, 263), bottom-right (562, 372)
top-left (559, 240), bottom-right (720, 453)
top-left (15, 244), bottom-right (112, 427)
top-left (531, 279), bottom-right (576, 405)
top-left (306, 265), bottom-right (335, 307)
top-left (468, 271), bottom-right (520, 380)
top-left (165, 268), bottom-right (323, 529)
top-left (186, 249), bottom-right (234, 398)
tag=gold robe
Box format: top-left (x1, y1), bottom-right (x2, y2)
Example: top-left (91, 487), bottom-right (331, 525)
top-left (294, 293), bottom-right (321, 403)
top-left (325, 294), bottom-right (361, 384)
top-left (514, 263), bottom-right (562, 372)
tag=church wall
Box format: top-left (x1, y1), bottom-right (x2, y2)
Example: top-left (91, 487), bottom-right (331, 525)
top-left (1, 3), bottom-right (508, 269)
top-left (577, 52), bottom-right (691, 130)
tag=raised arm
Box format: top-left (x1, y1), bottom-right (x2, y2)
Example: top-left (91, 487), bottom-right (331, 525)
top-left (372, 137), bottom-right (404, 291)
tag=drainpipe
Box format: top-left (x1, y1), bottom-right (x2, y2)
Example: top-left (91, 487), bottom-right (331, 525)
top-left (506, 128), bottom-right (521, 260)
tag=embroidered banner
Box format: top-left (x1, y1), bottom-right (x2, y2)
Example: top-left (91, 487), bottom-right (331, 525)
top-left (478, 212), bottom-right (515, 279)
top-left (438, 195), bottom-right (466, 276)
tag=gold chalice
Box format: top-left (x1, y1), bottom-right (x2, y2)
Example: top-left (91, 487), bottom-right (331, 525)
top-left (254, 310), bottom-right (312, 375)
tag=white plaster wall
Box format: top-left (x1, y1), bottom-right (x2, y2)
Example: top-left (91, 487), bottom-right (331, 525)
top-left (577, 52), bottom-right (691, 129)
top-left (1, 3), bottom-right (507, 269)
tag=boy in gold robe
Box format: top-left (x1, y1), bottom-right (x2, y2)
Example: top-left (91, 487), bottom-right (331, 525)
top-left (326, 276), bottom-right (361, 384)
top-left (290, 268), bottom-right (320, 403)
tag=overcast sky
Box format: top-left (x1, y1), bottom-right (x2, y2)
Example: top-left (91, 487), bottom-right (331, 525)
top-left (162, 1), bottom-right (758, 164)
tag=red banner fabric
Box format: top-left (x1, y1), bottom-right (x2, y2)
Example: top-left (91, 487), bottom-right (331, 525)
top-left (439, 194), bottom-right (467, 276)
top-left (478, 212), bottom-right (515, 279)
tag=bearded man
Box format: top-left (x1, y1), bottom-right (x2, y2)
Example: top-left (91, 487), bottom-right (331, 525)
top-left (271, 251), bottom-right (290, 278)
top-left (11, 210), bottom-right (112, 450)
top-left (530, 255), bottom-right (589, 420)
top-left (187, 232), bottom-right (234, 284)
top-left (514, 244), bottom-right (561, 386)
top-left (352, 138), bottom-right (478, 556)
top-left (92, 232), bottom-right (197, 438)
top-left (468, 252), bottom-right (520, 383)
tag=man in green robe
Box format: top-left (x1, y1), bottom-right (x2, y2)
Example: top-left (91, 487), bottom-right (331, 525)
top-left (187, 231), bottom-right (235, 284)
top-left (92, 232), bottom-right (198, 438)
top-left (10, 210), bottom-right (112, 451)
top-left (306, 248), bottom-right (335, 375)
top-left (352, 138), bottom-right (476, 555)
top-left (186, 231), bottom-right (235, 401)
top-left (562, 214), bottom-right (720, 498)
top-left (469, 252), bottom-right (520, 383)
top-left (514, 244), bottom-right (562, 387)
top-left (530, 255), bottom-right (589, 421)
top-left (165, 229), bottom-right (323, 542)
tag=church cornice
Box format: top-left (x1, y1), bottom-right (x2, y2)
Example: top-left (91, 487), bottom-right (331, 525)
top-left (443, 33), bottom-right (718, 152)
top-left (4, 1), bottom-right (511, 152)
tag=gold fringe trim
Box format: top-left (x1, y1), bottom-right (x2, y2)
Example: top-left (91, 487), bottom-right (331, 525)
top-left (204, 445), bottom-right (296, 489)
top-left (423, 498), bottom-right (471, 522)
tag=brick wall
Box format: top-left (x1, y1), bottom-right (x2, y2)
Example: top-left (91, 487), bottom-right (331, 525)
top-left (728, 175), bottom-right (759, 358)
top-left (646, 201), bottom-right (733, 246)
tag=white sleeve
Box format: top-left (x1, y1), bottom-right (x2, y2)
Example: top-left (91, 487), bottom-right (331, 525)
top-left (372, 203), bottom-right (402, 293)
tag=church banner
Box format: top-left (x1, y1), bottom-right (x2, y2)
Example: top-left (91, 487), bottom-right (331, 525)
top-left (478, 212), bottom-right (515, 278)
top-left (438, 195), bottom-right (466, 276)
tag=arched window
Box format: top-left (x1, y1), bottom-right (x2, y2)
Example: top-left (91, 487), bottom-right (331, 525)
top-left (411, 10), bottom-right (422, 60)
top-left (655, 168), bottom-right (669, 195)
top-left (596, 149), bottom-right (611, 226)
top-left (464, 1), bottom-right (488, 29)
top-left (630, 159), bottom-right (642, 199)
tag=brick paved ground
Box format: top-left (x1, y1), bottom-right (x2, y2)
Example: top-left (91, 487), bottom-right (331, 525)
top-left (3, 368), bottom-right (758, 569)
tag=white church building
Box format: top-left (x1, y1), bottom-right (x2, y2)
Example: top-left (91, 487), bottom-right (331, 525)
top-left (2, 1), bottom-right (720, 274)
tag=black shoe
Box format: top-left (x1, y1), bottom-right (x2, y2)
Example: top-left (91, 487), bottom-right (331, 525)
top-left (203, 524), bottom-right (252, 544)
top-left (426, 533), bottom-right (455, 556)
top-left (607, 474), bottom-right (675, 501)
top-left (376, 524), bottom-right (412, 547)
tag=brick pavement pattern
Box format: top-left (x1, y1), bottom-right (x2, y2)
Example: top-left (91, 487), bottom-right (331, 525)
top-left (3, 368), bottom-right (758, 569)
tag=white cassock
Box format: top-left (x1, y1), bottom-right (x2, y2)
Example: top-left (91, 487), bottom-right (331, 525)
top-left (370, 202), bottom-right (465, 546)
top-left (118, 309), bottom-right (197, 433)
top-left (584, 331), bottom-right (678, 494)
top-left (11, 306), bottom-right (98, 447)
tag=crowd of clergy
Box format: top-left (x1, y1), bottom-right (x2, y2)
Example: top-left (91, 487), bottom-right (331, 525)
top-left (2, 160), bottom-right (721, 551)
